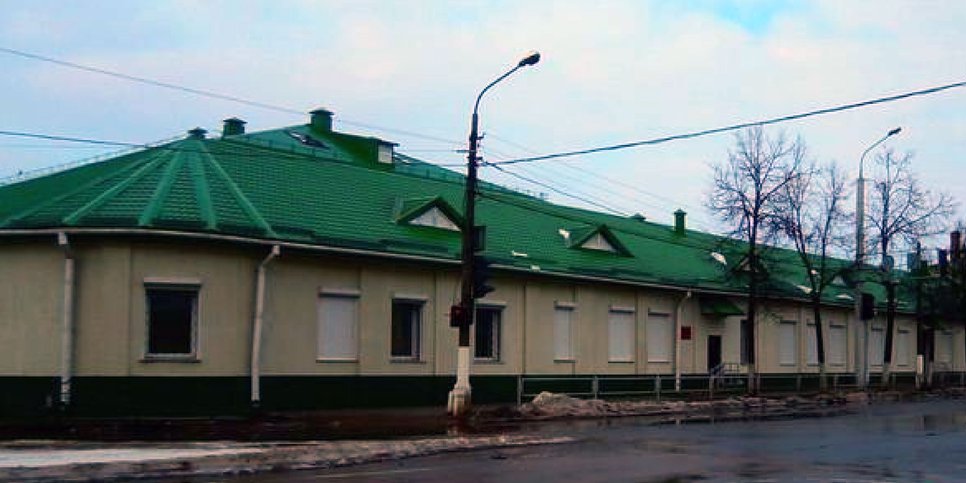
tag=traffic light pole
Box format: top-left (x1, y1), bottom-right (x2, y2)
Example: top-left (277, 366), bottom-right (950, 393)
top-left (447, 111), bottom-right (479, 417)
top-left (447, 53), bottom-right (540, 417)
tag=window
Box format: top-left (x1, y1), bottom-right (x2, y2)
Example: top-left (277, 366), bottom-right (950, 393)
top-left (740, 318), bottom-right (755, 365)
top-left (580, 232), bottom-right (617, 252)
top-left (869, 326), bottom-right (885, 366)
top-left (145, 284), bottom-right (199, 359)
top-left (554, 306), bottom-right (574, 360)
top-left (646, 312), bottom-right (672, 363)
top-left (806, 323), bottom-right (818, 366)
top-left (378, 143), bottom-right (394, 164)
top-left (778, 321), bottom-right (797, 366)
top-left (896, 329), bottom-right (910, 366)
top-left (829, 324), bottom-right (847, 365)
top-left (391, 300), bottom-right (422, 359)
top-left (938, 331), bottom-right (954, 363)
top-left (409, 207), bottom-right (459, 231)
top-left (317, 294), bottom-right (359, 360)
top-left (608, 309), bottom-right (635, 362)
top-left (475, 306), bottom-right (502, 360)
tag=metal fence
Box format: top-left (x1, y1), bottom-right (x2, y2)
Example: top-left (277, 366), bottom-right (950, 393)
top-left (516, 371), bottom-right (955, 405)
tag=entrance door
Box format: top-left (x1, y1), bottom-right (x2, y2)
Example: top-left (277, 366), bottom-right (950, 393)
top-left (707, 335), bottom-right (722, 372)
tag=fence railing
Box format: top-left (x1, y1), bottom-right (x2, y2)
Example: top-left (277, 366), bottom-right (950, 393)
top-left (515, 370), bottom-right (956, 405)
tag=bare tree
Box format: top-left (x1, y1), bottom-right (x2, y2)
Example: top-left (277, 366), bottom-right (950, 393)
top-left (774, 160), bottom-right (851, 391)
top-left (707, 126), bottom-right (805, 391)
top-left (866, 148), bottom-right (955, 384)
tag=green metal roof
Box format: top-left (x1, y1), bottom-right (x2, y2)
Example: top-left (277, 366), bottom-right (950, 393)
top-left (0, 121), bottom-right (906, 309)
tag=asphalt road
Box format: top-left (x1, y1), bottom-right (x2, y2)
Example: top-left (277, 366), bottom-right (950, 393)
top-left (176, 399), bottom-right (966, 482)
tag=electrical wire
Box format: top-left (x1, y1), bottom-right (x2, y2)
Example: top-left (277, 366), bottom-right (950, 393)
top-left (485, 162), bottom-right (630, 217)
top-left (484, 132), bottom-right (718, 230)
top-left (490, 79), bottom-right (966, 166)
top-left (0, 46), bottom-right (460, 146)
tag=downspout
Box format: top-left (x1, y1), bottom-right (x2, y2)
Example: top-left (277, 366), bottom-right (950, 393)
top-left (57, 232), bottom-right (75, 409)
top-left (251, 245), bottom-right (280, 408)
top-left (674, 290), bottom-right (692, 392)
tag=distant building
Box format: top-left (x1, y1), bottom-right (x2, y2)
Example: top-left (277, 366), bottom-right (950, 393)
top-left (0, 111), bottom-right (955, 416)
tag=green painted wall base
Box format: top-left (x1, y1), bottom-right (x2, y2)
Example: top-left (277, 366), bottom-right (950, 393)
top-left (0, 372), bottom-right (931, 419)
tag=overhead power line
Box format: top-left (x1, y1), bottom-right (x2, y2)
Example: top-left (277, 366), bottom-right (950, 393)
top-left (0, 46), bottom-right (460, 146)
top-left (491, 79), bottom-right (966, 166)
top-left (485, 162), bottom-right (629, 216)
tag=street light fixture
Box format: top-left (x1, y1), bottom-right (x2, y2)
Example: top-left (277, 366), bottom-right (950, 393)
top-left (855, 126), bottom-right (901, 388)
top-left (448, 52), bottom-right (540, 417)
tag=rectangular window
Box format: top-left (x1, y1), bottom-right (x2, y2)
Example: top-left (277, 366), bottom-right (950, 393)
top-left (646, 312), bottom-right (671, 363)
top-left (475, 306), bottom-right (502, 360)
top-left (778, 320), bottom-right (797, 366)
top-left (145, 284), bottom-right (199, 359)
top-left (391, 300), bottom-right (422, 359)
top-left (829, 325), bottom-right (847, 365)
top-left (317, 294), bottom-right (359, 360)
top-left (938, 331), bottom-right (954, 363)
top-left (869, 326), bottom-right (885, 366)
top-left (554, 306), bottom-right (574, 360)
top-left (608, 310), bottom-right (635, 362)
top-left (806, 323), bottom-right (818, 366)
top-left (896, 329), bottom-right (910, 366)
top-left (740, 318), bottom-right (755, 365)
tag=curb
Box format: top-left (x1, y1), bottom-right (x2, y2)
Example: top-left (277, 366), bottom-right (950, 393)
top-left (0, 435), bottom-right (574, 482)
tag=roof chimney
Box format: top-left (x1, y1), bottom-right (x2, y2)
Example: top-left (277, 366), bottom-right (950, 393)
top-left (674, 209), bottom-right (687, 235)
top-left (951, 230), bottom-right (962, 261)
top-left (222, 117), bottom-right (246, 137)
top-left (187, 127), bottom-right (207, 140)
top-left (310, 108), bottom-right (333, 132)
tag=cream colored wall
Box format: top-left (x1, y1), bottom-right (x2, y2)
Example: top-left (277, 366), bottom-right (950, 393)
top-left (72, 240), bottom-right (258, 376)
top-left (0, 236), bottom-right (947, 379)
top-left (0, 240), bottom-right (62, 376)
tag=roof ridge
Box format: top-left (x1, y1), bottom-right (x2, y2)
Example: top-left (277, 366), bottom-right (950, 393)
top-left (63, 152), bottom-right (170, 226)
top-left (139, 149), bottom-right (187, 227)
top-left (0, 150), bottom-right (166, 228)
top-left (195, 141), bottom-right (276, 237)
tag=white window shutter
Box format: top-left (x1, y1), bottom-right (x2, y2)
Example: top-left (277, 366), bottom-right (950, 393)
top-left (318, 295), bottom-right (359, 359)
top-left (779, 321), bottom-right (797, 365)
top-left (608, 310), bottom-right (635, 362)
top-left (554, 307), bottom-right (574, 360)
top-left (646, 313), bottom-right (671, 362)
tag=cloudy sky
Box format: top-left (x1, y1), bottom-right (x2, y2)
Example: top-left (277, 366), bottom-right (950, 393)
top-left (1, 1), bottom-right (964, 248)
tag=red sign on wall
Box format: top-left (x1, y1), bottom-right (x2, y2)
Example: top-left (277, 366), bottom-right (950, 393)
top-left (680, 326), bottom-right (693, 340)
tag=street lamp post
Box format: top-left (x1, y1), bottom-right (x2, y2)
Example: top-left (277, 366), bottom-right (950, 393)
top-left (855, 126), bottom-right (901, 388)
top-left (448, 52), bottom-right (540, 417)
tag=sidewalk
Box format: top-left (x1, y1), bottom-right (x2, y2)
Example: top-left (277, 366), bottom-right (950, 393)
top-left (0, 434), bottom-right (574, 482)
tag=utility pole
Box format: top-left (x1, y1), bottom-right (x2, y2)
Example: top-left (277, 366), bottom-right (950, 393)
top-left (448, 52), bottom-right (540, 417)
top-left (854, 127), bottom-right (900, 389)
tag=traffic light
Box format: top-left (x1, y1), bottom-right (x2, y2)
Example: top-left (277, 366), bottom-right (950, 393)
top-left (450, 304), bottom-right (469, 328)
top-left (860, 293), bottom-right (876, 320)
top-left (472, 255), bottom-right (495, 298)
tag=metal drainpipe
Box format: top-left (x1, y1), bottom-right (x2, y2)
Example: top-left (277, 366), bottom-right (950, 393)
top-left (674, 290), bottom-right (692, 393)
top-left (251, 245), bottom-right (280, 408)
top-left (57, 232), bottom-right (75, 409)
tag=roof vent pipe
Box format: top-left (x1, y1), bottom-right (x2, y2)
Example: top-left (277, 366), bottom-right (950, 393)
top-left (674, 209), bottom-right (687, 235)
top-left (310, 108), bottom-right (333, 132)
top-left (222, 118), bottom-right (246, 137)
top-left (187, 127), bottom-right (207, 140)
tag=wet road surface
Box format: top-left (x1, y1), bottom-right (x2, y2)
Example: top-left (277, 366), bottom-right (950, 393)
top-left (168, 399), bottom-right (966, 482)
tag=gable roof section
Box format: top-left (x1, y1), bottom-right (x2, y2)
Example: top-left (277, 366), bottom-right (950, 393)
top-left (0, 120), bottom-right (907, 310)
top-left (568, 224), bottom-right (630, 256)
top-left (396, 196), bottom-right (464, 230)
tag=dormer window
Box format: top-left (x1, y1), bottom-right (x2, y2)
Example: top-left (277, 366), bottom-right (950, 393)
top-left (397, 196), bottom-right (463, 233)
top-left (581, 232), bottom-right (617, 252)
top-left (568, 224), bottom-right (630, 256)
top-left (378, 143), bottom-right (395, 164)
top-left (409, 206), bottom-right (459, 231)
